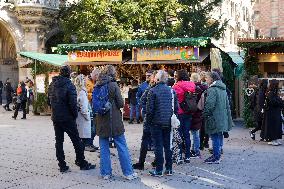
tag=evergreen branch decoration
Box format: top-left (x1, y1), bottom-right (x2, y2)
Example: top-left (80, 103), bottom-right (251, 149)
top-left (57, 37), bottom-right (211, 54)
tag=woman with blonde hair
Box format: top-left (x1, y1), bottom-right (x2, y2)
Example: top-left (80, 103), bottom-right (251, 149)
top-left (74, 74), bottom-right (94, 152)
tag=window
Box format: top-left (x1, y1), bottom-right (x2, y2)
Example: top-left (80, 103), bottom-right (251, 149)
top-left (255, 29), bottom-right (260, 38)
top-left (243, 7), bottom-right (246, 21)
top-left (254, 11), bottom-right (260, 21)
top-left (270, 28), bottom-right (278, 37)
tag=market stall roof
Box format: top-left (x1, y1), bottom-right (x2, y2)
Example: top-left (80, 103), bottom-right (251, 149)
top-left (238, 37), bottom-right (284, 48)
top-left (19, 52), bottom-right (68, 67)
top-left (57, 37), bottom-right (212, 54)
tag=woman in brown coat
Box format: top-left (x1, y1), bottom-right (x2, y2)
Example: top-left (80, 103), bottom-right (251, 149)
top-left (94, 65), bottom-right (137, 180)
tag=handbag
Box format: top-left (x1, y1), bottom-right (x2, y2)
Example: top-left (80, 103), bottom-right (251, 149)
top-left (171, 90), bottom-right (180, 129)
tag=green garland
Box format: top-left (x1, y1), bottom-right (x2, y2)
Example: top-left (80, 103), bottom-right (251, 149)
top-left (57, 37), bottom-right (211, 54)
top-left (238, 41), bottom-right (284, 49)
top-left (243, 55), bottom-right (260, 128)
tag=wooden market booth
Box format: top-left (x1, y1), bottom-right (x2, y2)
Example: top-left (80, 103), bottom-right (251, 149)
top-left (57, 37), bottom-right (238, 118)
top-left (57, 37), bottom-right (230, 82)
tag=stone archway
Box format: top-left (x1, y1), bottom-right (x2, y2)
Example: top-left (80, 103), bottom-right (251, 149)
top-left (0, 9), bottom-right (25, 87)
top-left (0, 23), bottom-right (20, 88)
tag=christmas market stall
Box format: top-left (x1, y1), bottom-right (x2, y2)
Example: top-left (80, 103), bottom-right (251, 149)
top-left (238, 37), bottom-right (284, 127)
top-left (57, 37), bottom-right (237, 118)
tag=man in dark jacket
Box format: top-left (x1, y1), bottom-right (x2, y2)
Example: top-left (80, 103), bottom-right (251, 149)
top-left (12, 81), bottom-right (27, 120)
top-left (3, 78), bottom-right (13, 111)
top-left (147, 70), bottom-right (178, 177)
top-left (133, 71), bottom-right (156, 170)
top-left (48, 66), bottom-right (95, 173)
top-left (136, 70), bottom-right (153, 119)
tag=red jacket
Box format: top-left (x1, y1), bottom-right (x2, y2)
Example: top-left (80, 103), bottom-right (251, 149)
top-left (172, 81), bottom-right (196, 114)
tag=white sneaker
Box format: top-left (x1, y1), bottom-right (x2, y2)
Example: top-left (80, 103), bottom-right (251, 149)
top-left (277, 140), bottom-right (282, 145)
top-left (124, 172), bottom-right (138, 180)
top-left (268, 141), bottom-right (273, 145)
top-left (272, 140), bottom-right (280, 146)
top-left (102, 175), bottom-right (112, 180)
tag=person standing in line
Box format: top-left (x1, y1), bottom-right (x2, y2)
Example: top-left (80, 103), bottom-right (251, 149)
top-left (190, 73), bottom-right (208, 158)
top-left (198, 71), bottom-right (209, 150)
top-left (85, 69), bottom-right (100, 151)
top-left (137, 70), bottom-right (153, 119)
top-left (133, 71), bottom-right (157, 170)
top-left (0, 81), bottom-right (3, 105)
top-left (3, 78), bottom-right (13, 111)
top-left (94, 65), bottom-right (137, 180)
top-left (12, 81), bottom-right (27, 120)
top-left (74, 74), bottom-right (95, 152)
top-left (263, 80), bottom-right (284, 146)
top-left (147, 70), bottom-right (178, 177)
top-left (250, 79), bottom-right (268, 140)
top-left (48, 66), bottom-right (95, 173)
top-left (172, 70), bottom-right (195, 164)
top-left (203, 72), bottom-right (233, 164)
top-left (128, 80), bottom-right (139, 124)
top-left (167, 70), bottom-right (175, 87)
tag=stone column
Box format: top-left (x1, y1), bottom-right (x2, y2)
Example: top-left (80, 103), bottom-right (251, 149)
top-left (15, 6), bottom-right (59, 80)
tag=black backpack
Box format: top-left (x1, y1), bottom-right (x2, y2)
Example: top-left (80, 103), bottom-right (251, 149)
top-left (180, 91), bottom-right (198, 113)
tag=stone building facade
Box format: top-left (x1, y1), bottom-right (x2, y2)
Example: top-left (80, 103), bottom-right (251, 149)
top-left (0, 0), bottom-right (60, 88)
top-left (253, 0), bottom-right (284, 38)
top-left (208, 0), bottom-right (255, 52)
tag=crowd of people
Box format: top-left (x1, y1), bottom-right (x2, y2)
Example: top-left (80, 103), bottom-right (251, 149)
top-left (47, 64), bottom-right (233, 180)
top-left (1, 78), bottom-right (34, 119)
top-left (249, 79), bottom-right (284, 146)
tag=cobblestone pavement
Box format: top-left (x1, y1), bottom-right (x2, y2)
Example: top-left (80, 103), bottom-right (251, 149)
top-left (0, 108), bottom-right (283, 189)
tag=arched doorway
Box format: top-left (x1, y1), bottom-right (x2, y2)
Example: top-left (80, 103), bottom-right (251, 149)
top-left (0, 22), bottom-right (18, 89)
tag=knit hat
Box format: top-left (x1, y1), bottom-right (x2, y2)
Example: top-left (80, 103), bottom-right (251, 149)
top-left (211, 71), bottom-right (221, 81)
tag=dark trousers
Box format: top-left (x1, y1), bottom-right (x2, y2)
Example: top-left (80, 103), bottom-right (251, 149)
top-left (138, 131), bottom-right (152, 164)
top-left (151, 126), bottom-right (172, 172)
top-left (252, 120), bottom-right (262, 134)
top-left (178, 114), bottom-right (192, 159)
top-left (53, 120), bottom-right (86, 168)
top-left (14, 101), bottom-right (26, 119)
top-left (200, 121), bottom-right (209, 148)
top-left (0, 93), bottom-right (2, 105)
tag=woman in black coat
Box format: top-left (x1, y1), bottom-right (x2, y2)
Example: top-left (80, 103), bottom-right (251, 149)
top-left (250, 79), bottom-right (268, 140)
top-left (263, 80), bottom-right (284, 146)
top-left (3, 78), bottom-right (13, 111)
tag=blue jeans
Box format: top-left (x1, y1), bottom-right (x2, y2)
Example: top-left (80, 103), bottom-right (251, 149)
top-left (178, 114), bottom-right (192, 159)
top-left (151, 126), bottom-right (172, 172)
top-left (191, 130), bottom-right (200, 154)
top-left (130, 104), bottom-right (140, 121)
top-left (99, 134), bottom-right (134, 176)
top-left (211, 132), bottom-right (223, 160)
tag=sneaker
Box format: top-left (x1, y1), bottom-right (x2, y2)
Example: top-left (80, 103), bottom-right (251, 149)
top-left (21, 117), bottom-right (26, 120)
top-left (164, 170), bottom-right (173, 176)
top-left (271, 140), bottom-right (280, 146)
top-left (149, 170), bottom-right (163, 177)
top-left (136, 120), bottom-right (141, 124)
top-left (128, 119), bottom-right (134, 124)
top-left (184, 158), bottom-right (190, 163)
top-left (76, 161), bottom-right (96, 170)
top-left (133, 163), bottom-right (144, 170)
top-left (190, 151), bottom-right (201, 159)
top-left (250, 130), bottom-right (256, 140)
top-left (90, 145), bottom-right (99, 150)
top-left (268, 141), bottom-right (273, 145)
top-left (102, 175), bottom-right (112, 180)
top-left (60, 166), bottom-right (70, 173)
top-left (12, 116), bottom-right (16, 120)
top-left (175, 159), bottom-right (184, 165)
top-left (204, 156), bottom-right (220, 164)
top-left (209, 148), bottom-right (213, 154)
top-left (277, 140), bottom-right (282, 145)
top-left (124, 172), bottom-right (138, 180)
top-left (85, 146), bottom-right (96, 152)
